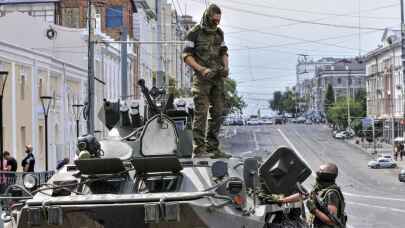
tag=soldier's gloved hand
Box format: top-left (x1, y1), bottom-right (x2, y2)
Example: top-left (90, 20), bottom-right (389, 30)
top-left (221, 67), bottom-right (229, 78)
top-left (306, 199), bottom-right (317, 213)
top-left (200, 67), bottom-right (212, 77)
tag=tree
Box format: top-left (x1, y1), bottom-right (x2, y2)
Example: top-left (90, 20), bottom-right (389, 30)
top-left (224, 78), bottom-right (246, 114)
top-left (327, 97), bottom-right (365, 129)
top-left (281, 90), bottom-right (296, 114)
top-left (324, 84), bottom-right (335, 120)
top-left (270, 91), bottom-right (283, 112)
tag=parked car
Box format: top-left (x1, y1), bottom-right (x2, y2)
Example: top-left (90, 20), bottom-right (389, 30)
top-left (247, 119), bottom-right (259, 125)
top-left (368, 158), bottom-right (397, 169)
top-left (263, 119), bottom-right (274, 125)
top-left (296, 116), bottom-right (306, 123)
top-left (274, 117), bottom-right (283, 125)
top-left (399, 169), bottom-right (405, 182)
top-left (334, 130), bottom-right (354, 139)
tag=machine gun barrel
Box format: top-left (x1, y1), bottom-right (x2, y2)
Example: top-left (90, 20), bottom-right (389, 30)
top-left (137, 79), bottom-right (159, 115)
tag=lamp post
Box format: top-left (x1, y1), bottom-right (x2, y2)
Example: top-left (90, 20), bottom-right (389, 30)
top-left (72, 104), bottom-right (84, 138)
top-left (0, 71), bottom-right (8, 171)
top-left (40, 96), bottom-right (52, 171)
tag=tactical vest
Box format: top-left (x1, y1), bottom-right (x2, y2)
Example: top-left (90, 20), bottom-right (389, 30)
top-left (308, 186), bottom-right (347, 228)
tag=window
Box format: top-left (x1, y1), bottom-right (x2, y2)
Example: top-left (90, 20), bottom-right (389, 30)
top-left (62, 8), bottom-right (80, 28)
top-left (106, 6), bottom-right (123, 28)
top-left (20, 75), bottom-right (25, 100)
top-left (337, 78), bottom-right (342, 84)
top-left (38, 78), bottom-right (43, 97)
top-left (20, 126), bottom-right (26, 155)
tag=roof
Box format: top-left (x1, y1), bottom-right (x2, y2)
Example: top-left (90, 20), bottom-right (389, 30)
top-left (0, 0), bottom-right (59, 4)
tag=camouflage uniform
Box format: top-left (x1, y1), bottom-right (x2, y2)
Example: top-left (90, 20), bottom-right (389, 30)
top-left (309, 184), bottom-right (346, 228)
top-left (182, 4), bottom-right (228, 156)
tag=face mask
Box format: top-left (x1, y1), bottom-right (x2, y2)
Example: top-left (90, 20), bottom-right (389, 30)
top-left (316, 171), bottom-right (337, 182)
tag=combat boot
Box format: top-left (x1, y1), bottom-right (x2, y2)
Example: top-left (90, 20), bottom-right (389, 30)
top-left (209, 149), bottom-right (232, 159)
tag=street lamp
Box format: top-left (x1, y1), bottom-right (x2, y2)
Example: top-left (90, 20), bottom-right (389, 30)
top-left (40, 96), bottom-right (52, 171)
top-left (0, 71), bottom-right (8, 171)
top-left (72, 104), bottom-right (84, 138)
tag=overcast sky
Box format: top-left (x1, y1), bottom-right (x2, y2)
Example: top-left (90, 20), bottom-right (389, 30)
top-left (172, 0), bottom-right (401, 114)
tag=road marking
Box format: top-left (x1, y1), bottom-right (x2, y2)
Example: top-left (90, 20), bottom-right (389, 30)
top-left (348, 201), bottom-right (405, 214)
top-left (253, 131), bottom-right (260, 151)
top-left (277, 128), bottom-right (315, 177)
top-left (343, 192), bottom-right (405, 202)
top-left (278, 128), bottom-right (405, 202)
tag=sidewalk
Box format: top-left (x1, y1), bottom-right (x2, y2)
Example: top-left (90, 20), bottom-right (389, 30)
top-left (346, 137), bottom-right (405, 169)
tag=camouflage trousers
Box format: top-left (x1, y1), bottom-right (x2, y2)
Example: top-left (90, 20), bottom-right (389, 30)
top-left (192, 75), bottom-right (225, 154)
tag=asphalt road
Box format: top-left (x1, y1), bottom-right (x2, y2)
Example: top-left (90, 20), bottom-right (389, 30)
top-left (221, 123), bottom-right (405, 228)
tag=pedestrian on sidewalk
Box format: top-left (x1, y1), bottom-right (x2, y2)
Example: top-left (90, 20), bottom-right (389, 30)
top-left (401, 143), bottom-right (404, 161)
top-left (394, 143), bottom-right (399, 161)
top-left (22, 145), bottom-right (35, 172)
top-left (3, 151), bottom-right (17, 171)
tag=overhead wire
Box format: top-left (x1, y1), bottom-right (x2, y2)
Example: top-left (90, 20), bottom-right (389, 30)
top-left (220, 0), bottom-right (399, 21)
top-left (191, 0), bottom-right (396, 31)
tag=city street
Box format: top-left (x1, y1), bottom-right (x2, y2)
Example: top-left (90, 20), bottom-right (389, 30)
top-left (221, 124), bottom-right (405, 228)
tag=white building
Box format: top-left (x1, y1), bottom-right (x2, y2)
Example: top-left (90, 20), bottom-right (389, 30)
top-left (0, 13), bottom-right (133, 170)
top-left (366, 29), bottom-right (404, 142)
top-left (0, 0), bottom-right (58, 23)
top-left (134, 0), bottom-right (158, 90)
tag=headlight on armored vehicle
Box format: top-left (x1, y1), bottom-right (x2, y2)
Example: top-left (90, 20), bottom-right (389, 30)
top-left (23, 174), bottom-right (37, 189)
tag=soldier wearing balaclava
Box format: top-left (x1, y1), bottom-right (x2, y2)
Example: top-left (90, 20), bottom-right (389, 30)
top-left (183, 4), bottom-right (231, 159)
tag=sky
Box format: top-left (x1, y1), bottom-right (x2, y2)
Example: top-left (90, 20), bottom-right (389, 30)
top-left (171, 0), bottom-right (402, 114)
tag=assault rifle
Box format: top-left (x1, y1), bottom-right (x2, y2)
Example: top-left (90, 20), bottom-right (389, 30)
top-left (296, 183), bottom-right (344, 228)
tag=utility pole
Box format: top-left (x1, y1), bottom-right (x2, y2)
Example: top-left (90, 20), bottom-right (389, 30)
top-left (87, 0), bottom-right (95, 135)
top-left (346, 65), bottom-right (351, 129)
top-left (401, 1), bottom-right (405, 139)
top-left (121, 27), bottom-right (128, 99)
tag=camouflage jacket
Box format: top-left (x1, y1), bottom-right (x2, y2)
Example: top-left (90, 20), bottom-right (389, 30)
top-left (182, 24), bottom-right (228, 73)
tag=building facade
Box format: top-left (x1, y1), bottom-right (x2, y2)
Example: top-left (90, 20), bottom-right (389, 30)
top-left (366, 29), bottom-right (404, 143)
top-left (316, 58), bottom-right (367, 114)
top-left (0, 13), bottom-right (132, 170)
top-left (0, 0), bottom-right (58, 23)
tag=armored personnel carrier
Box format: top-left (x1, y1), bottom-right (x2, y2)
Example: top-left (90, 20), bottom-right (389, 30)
top-left (1, 80), bottom-right (311, 228)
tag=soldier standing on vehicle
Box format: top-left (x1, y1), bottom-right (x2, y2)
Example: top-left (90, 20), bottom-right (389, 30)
top-left (279, 163), bottom-right (346, 228)
top-left (182, 4), bottom-right (231, 159)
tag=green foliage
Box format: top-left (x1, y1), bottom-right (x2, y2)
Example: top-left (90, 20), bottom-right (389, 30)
top-left (326, 96), bottom-right (366, 129)
top-left (270, 91), bottom-right (283, 112)
top-left (269, 90), bottom-right (297, 115)
top-left (224, 78), bottom-right (247, 114)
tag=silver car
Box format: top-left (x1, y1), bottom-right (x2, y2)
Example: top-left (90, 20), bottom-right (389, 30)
top-left (368, 158), bottom-right (397, 169)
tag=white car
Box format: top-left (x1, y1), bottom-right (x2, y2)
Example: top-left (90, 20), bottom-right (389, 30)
top-left (368, 158), bottom-right (397, 169)
top-left (263, 119), bottom-right (274, 125)
top-left (247, 119), bottom-right (259, 125)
